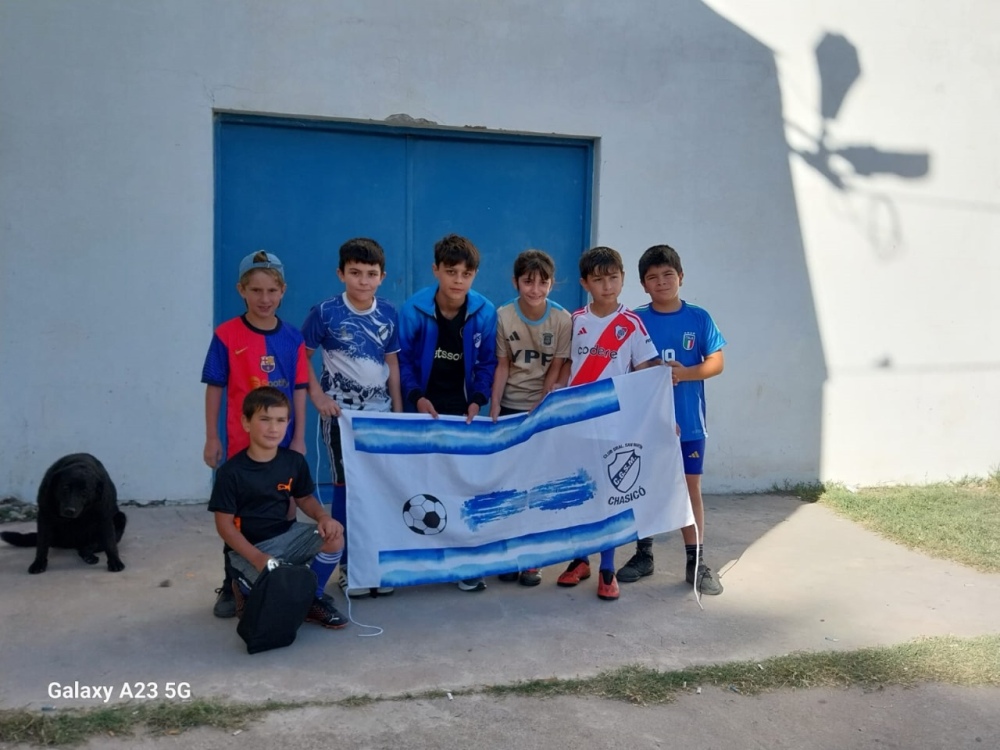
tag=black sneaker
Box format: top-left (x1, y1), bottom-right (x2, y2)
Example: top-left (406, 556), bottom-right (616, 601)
top-left (686, 560), bottom-right (724, 595)
top-left (519, 569), bottom-right (542, 587)
top-left (498, 572), bottom-right (520, 582)
top-left (306, 594), bottom-right (349, 629)
top-left (616, 551), bottom-right (654, 583)
top-left (213, 582), bottom-right (236, 619)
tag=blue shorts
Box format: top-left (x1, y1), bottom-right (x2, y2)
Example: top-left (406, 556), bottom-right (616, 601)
top-left (681, 438), bottom-right (706, 475)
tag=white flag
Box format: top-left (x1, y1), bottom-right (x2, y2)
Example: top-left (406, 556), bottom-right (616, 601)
top-left (341, 366), bottom-right (693, 589)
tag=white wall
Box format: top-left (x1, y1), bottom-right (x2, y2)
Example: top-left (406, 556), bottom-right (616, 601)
top-left (1, 0), bottom-right (996, 501)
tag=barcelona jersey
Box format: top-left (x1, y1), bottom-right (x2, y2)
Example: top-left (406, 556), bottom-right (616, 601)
top-left (201, 315), bottom-right (309, 457)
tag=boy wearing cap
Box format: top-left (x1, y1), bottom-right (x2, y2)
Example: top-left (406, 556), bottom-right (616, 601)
top-left (201, 250), bottom-right (310, 617)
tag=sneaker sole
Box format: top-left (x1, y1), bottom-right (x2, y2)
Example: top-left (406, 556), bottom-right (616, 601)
top-left (616, 567), bottom-right (653, 584)
top-left (212, 603), bottom-right (237, 618)
top-left (556, 571), bottom-right (591, 587)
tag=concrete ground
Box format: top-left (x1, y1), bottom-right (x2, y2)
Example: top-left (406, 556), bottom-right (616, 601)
top-left (1, 494), bottom-right (998, 748)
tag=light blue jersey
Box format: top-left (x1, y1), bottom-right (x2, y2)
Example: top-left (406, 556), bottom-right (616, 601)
top-left (635, 301), bottom-right (725, 441)
top-left (301, 294), bottom-right (400, 412)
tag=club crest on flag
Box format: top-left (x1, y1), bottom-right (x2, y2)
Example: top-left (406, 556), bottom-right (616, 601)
top-left (683, 332), bottom-right (696, 351)
top-left (607, 447), bottom-right (641, 493)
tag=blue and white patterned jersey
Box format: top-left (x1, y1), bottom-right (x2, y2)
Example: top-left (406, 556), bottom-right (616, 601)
top-left (301, 294), bottom-right (400, 412)
top-left (635, 301), bottom-right (726, 441)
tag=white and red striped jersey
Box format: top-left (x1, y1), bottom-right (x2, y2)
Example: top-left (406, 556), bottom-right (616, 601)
top-left (569, 304), bottom-right (659, 385)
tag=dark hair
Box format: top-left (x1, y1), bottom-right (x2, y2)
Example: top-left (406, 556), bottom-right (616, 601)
top-left (579, 246), bottom-right (624, 279)
top-left (242, 386), bottom-right (290, 420)
top-left (339, 237), bottom-right (386, 272)
top-left (513, 249), bottom-right (555, 281)
top-left (434, 234), bottom-right (480, 271)
top-left (638, 244), bottom-right (683, 281)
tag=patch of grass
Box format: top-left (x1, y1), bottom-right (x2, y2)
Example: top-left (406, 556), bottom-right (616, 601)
top-left (0, 699), bottom-right (268, 747)
top-left (487, 634), bottom-right (1000, 705)
top-left (769, 481), bottom-right (828, 503)
top-left (821, 480), bottom-right (1000, 573)
top-left (2, 635), bottom-right (998, 745)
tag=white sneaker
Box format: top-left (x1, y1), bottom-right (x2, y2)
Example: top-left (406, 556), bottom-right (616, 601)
top-left (338, 566), bottom-right (372, 598)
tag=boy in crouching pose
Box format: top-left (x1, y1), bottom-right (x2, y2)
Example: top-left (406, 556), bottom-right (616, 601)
top-left (209, 386), bottom-right (349, 629)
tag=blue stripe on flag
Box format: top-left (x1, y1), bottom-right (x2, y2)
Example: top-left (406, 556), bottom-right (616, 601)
top-left (461, 470), bottom-right (597, 531)
top-left (351, 379), bottom-right (620, 455)
top-left (377, 509), bottom-right (637, 586)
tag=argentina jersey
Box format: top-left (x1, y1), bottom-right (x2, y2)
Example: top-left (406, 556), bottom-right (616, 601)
top-left (301, 294), bottom-right (401, 412)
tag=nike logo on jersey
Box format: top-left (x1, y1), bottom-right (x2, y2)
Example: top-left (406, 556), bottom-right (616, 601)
top-left (235, 347), bottom-right (248, 355)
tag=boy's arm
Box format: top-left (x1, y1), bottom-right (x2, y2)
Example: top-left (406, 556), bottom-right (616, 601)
top-left (489, 357), bottom-right (510, 422)
top-left (634, 357), bottom-right (663, 372)
top-left (204, 385), bottom-right (224, 468)
top-left (667, 350), bottom-right (725, 382)
top-left (397, 304), bottom-right (426, 408)
top-left (385, 352), bottom-right (403, 412)
top-left (214, 512), bottom-right (272, 572)
top-left (290, 388), bottom-right (307, 455)
top-left (305, 348), bottom-right (341, 417)
top-left (467, 306), bottom-right (498, 423)
top-left (540, 357), bottom-right (570, 398)
top-left (295, 494), bottom-right (343, 544)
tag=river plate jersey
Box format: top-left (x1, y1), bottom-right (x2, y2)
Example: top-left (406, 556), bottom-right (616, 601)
top-left (635, 301), bottom-right (726, 440)
top-left (568, 304), bottom-right (659, 386)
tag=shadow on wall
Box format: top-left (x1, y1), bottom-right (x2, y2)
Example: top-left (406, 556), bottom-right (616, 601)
top-left (788, 32), bottom-right (931, 261)
top-left (661, 11), bottom-right (931, 490)
top-left (659, 2), bottom-right (825, 490)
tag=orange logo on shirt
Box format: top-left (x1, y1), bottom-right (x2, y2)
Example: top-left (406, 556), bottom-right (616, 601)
top-left (277, 478), bottom-right (293, 493)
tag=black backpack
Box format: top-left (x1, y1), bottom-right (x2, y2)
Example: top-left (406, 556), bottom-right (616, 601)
top-left (235, 563), bottom-right (317, 654)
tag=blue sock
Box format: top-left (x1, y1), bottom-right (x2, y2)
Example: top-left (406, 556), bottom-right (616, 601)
top-left (330, 484), bottom-right (348, 567)
top-left (599, 547), bottom-right (615, 572)
top-left (310, 551), bottom-right (342, 598)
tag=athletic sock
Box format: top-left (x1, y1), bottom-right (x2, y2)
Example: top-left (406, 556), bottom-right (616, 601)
top-left (599, 547), bottom-right (615, 572)
top-left (685, 544), bottom-right (704, 563)
top-left (310, 551), bottom-right (342, 598)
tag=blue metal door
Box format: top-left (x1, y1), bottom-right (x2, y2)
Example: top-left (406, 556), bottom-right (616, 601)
top-left (215, 115), bottom-right (593, 494)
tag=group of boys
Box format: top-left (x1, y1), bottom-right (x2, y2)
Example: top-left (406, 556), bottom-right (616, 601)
top-left (201, 234), bottom-right (726, 633)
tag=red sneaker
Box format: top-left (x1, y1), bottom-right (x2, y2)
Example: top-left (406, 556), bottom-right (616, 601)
top-left (557, 559), bottom-right (591, 587)
top-left (597, 570), bottom-right (619, 601)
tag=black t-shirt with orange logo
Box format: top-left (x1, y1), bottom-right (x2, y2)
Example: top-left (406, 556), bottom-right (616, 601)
top-left (208, 448), bottom-right (315, 544)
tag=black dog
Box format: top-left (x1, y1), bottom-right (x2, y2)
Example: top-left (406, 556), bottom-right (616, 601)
top-left (1, 453), bottom-right (126, 573)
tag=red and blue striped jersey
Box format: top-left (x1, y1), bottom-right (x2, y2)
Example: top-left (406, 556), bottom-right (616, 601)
top-left (201, 315), bottom-right (309, 457)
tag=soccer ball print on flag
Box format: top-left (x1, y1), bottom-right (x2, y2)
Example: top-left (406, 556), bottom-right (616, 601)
top-left (340, 367), bottom-right (693, 590)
